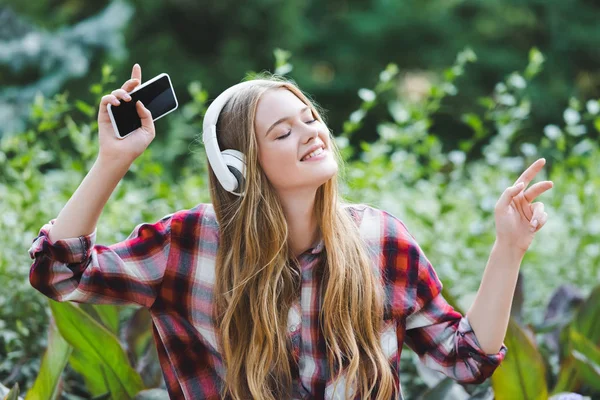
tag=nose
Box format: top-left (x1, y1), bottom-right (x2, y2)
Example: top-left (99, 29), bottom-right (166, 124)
top-left (302, 126), bottom-right (319, 143)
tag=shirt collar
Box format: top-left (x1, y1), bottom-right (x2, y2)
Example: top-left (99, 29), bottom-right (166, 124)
top-left (309, 237), bottom-right (324, 254)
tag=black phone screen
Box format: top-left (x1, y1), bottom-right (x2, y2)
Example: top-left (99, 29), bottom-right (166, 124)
top-left (110, 74), bottom-right (177, 137)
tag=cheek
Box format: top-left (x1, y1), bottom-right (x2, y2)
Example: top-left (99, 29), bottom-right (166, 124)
top-left (259, 143), bottom-right (299, 180)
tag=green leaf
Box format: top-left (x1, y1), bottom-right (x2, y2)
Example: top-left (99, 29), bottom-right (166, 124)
top-left (553, 285), bottom-right (600, 394)
top-left (69, 348), bottom-right (111, 397)
top-left (75, 100), bottom-right (96, 118)
top-left (122, 307), bottom-right (153, 362)
top-left (48, 300), bottom-right (145, 399)
top-left (569, 329), bottom-right (600, 390)
top-left (93, 305), bottom-right (120, 334)
top-left (25, 317), bottom-right (72, 400)
top-left (491, 319), bottom-right (548, 400)
top-left (1, 383), bottom-right (21, 400)
top-left (79, 304), bottom-right (120, 334)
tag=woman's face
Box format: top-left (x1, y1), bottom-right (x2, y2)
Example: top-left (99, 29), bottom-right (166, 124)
top-left (254, 88), bottom-right (338, 193)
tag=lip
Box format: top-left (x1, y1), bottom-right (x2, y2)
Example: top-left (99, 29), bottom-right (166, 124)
top-left (300, 143), bottom-right (326, 161)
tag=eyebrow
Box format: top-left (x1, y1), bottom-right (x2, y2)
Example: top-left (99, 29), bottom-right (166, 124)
top-left (265, 106), bottom-right (311, 137)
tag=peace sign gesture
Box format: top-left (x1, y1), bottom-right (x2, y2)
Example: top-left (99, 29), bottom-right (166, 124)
top-left (494, 158), bottom-right (554, 254)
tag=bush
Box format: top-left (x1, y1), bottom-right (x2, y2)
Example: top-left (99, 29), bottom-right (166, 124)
top-left (1, 48), bottom-right (599, 398)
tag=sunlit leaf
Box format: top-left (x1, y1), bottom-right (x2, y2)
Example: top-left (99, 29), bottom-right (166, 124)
top-left (491, 319), bottom-right (547, 400)
top-left (569, 329), bottom-right (600, 390)
top-left (25, 317), bottom-right (72, 400)
top-left (0, 383), bottom-right (21, 400)
top-left (553, 285), bottom-right (600, 394)
top-left (48, 300), bottom-right (145, 399)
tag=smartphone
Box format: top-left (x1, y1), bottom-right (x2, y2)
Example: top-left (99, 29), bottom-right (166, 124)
top-left (107, 73), bottom-right (178, 139)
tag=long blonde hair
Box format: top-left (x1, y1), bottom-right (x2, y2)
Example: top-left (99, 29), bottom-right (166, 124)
top-left (208, 73), bottom-right (397, 399)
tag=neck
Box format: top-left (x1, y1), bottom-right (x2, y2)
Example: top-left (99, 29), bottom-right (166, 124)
top-left (278, 187), bottom-right (321, 258)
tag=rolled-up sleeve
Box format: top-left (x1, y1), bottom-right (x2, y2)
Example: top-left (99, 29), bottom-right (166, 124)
top-left (28, 213), bottom-right (173, 308)
top-left (382, 210), bottom-right (507, 384)
top-left (405, 293), bottom-right (507, 384)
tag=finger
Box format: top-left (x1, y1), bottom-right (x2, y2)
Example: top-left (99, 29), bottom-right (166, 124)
top-left (111, 89), bottom-right (132, 102)
top-left (121, 78), bottom-right (140, 91)
top-left (529, 202), bottom-right (545, 231)
top-left (497, 182), bottom-right (525, 210)
top-left (131, 63), bottom-right (142, 82)
top-left (136, 101), bottom-right (154, 135)
top-left (100, 94), bottom-right (120, 108)
top-left (523, 181), bottom-right (554, 203)
top-left (514, 158), bottom-right (546, 188)
top-left (535, 212), bottom-right (548, 232)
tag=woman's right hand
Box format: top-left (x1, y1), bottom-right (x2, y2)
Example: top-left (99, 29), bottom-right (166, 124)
top-left (97, 63), bottom-right (156, 165)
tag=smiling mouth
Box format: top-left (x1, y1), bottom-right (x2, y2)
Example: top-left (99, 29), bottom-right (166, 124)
top-left (301, 147), bottom-right (325, 161)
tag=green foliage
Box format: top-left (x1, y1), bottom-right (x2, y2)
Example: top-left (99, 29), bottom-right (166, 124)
top-left (1, 46), bottom-right (600, 398)
top-left (4, 0), bottom-right (600, 161)
top-left (25, 318), bottom-right (71, 400)
top-left (491, 320), bottom-right (548, 399)
top-left (49, 301), bottom-right (145, 398)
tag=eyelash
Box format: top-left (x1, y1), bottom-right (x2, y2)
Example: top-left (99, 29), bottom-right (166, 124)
top-left (276, 119), bottom-right (318, 140)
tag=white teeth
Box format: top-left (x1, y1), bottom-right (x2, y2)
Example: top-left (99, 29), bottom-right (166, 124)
top-left (302, 147), bottom-right (324, 161)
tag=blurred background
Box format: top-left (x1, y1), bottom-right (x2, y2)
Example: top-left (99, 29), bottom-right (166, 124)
top-left (1, 0), bottom-right (599, 399)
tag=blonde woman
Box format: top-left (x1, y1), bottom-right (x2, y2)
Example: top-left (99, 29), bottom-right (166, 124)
top-left (29, 64), bottom-right (553, 399)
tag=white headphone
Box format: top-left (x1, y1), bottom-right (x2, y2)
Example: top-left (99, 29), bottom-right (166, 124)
top-left (202, 80), bottom-right (259, 197)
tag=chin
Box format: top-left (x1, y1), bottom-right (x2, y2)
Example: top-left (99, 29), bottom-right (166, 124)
top-left (314, 167), bottom-right (338, 186)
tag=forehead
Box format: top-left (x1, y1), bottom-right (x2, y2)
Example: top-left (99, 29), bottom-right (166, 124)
top-left (254, 88), bottom-right (308, 133)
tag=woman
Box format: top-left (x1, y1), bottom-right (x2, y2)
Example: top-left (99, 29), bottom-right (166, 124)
top-left (29, 64), bottom-right (553, 399)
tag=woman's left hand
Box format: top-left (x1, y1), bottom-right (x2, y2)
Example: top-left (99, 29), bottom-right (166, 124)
top-left (494, 158), bottom-right (554, 254)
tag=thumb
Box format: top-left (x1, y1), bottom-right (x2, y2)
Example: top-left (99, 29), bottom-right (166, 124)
top-left (497, 182), bottom-right (524, 210)
top-left (136, 101), bottom-right (154, 135)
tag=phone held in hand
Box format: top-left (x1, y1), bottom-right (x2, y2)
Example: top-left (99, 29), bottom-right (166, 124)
top-left (107, 73), bottom-right (178, 139)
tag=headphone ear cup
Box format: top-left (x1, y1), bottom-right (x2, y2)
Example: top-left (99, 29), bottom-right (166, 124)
top-left (221, 149), bottom-right (246, 194)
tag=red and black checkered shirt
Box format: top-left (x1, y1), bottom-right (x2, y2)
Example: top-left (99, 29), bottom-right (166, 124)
top-left (29, 203), bottom-right (507, 399)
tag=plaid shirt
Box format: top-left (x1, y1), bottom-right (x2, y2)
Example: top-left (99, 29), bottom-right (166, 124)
top-left (29, 203), bottom-right (507, 399)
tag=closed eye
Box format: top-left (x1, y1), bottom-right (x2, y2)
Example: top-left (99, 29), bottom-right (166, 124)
top-left (276, 119), bottom-right (318, 140)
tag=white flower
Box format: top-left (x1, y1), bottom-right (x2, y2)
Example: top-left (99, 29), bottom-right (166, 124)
top-left (508, 74), bottom-right (527, 89)
top-left (2, 212), bottom-right (17, 227)
top-left (566, 125), bottom-right (587, 137)
top-left (544, 125), bottom-right (562, 140)
top-left (572, 139), bottom-right (594, 155)
top-left (358, 88), bottom-right (376, 102)
top-left (520, 143), bottom-right (537, 156)
top-left (379, 70), bottom-right (392, 83)
top-left (469, 220), bottom-right (485, 235)
top-left (391, 150), bottom-right (408, 164)
top-left (442, 83), bottom-right (457, 95)
top-left (448, 150), bottom-right (466, 165)
top-left (498, 94), bottom-right (516, 106)
top-left (335, 136), bottom-right (349, 149)
top-left (480, 195), bottom-right (497, 212)
top-left (501, 157), bottom-right (525, 173)
top-left (499, 123), bottom-right (517, 138)
top-left (584, 244), bottom-right (600, 258)
top-left (586, 100), bottom-right (600, 115)
top-left (588, 217), bottom-right (600, 235)
top-left (485, 151), bottom-right (500, 165)
top-left (388, 101), bottom-right (410, 123)
top-left (563, 108), bottom-right (581, 125)
top-left (378, 124), bottom-right (397, 140)
top-left (349, 109), bottom-right (365, 123)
